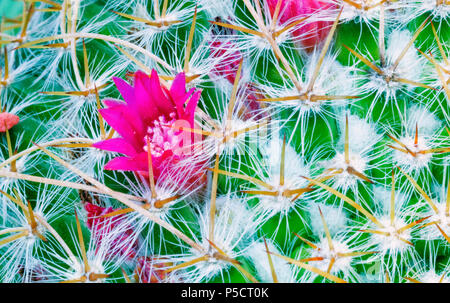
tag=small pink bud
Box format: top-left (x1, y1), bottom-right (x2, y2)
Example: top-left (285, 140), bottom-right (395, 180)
top-left (0, 112), bottom-right (19, 132)
top-left (84, 202), bottom-right (138, 260)
top-left (267, 0), bottom-right (337, 52)
top-left (210, 40), bottom-right (243, 84)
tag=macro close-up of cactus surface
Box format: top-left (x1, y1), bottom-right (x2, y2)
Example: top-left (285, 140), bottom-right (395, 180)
top-left (0, 0), bottom-right (449, 284)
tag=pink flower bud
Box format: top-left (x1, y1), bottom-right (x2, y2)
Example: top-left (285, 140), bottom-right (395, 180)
top-left (0, 112), bottom-right (19, 132)
top-left (267, 0), bottom-right (337, 51)
top-left (210, 39), bottom-right (243, 84)
top-left (84, 202), bottom-right (138, 260)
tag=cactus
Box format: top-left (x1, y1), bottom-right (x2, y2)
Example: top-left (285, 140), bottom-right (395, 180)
top-left (0, 0), bottom-right (449, 283)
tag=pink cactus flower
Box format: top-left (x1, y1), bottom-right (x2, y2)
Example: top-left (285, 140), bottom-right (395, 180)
top-left (84, 202), bottom-right (138, 260)
top-left (267, 0), bottom-right (336, 51)
top-left (93, 70), bottom-right (206, 188)
top-left (0, 112), bottom-right (19, 132)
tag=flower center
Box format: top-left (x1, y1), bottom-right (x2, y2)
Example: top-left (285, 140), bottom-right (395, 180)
top-left (143, 113), bottom-right (183, 157)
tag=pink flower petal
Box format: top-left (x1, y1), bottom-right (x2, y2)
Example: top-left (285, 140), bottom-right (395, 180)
top-left (103, 99), bottom-right (126, 107)
top-left (134, 71), bottom-right (160, 124)
top-left (104, 153), bottom-right (148, 171)
top-left (113, 77), bottom-right (135, 106)
top-left (184, 90), bottom-right (201, 125)
top-left (100, 106), bottom-right (144, 149)
top-left (93, 138), bottom-right (138, 156)
top-left (267, 0), bottom-right (336, 51)
top-left (150, 69), bottom-right (175, 117)
top-left (170, 72), bottom-right (187, 101)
